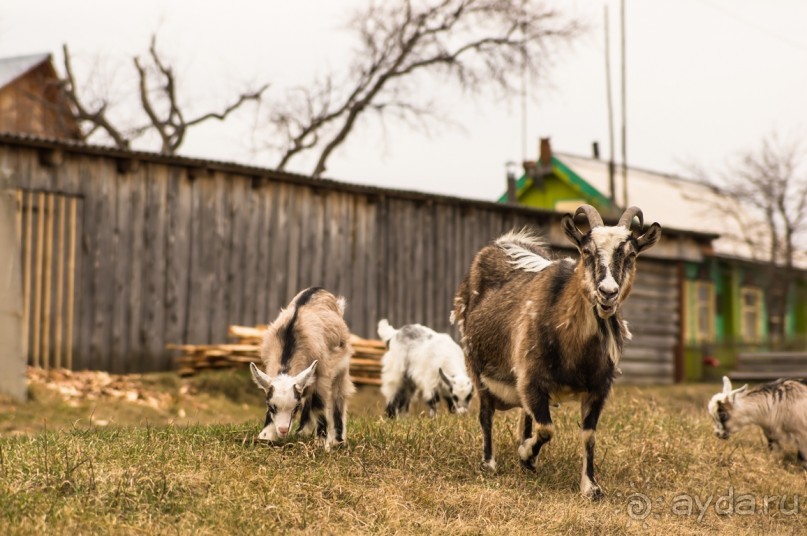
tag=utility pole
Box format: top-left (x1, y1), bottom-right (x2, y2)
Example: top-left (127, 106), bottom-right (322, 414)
top-left (604, 5), bottom-right (616, 205)
top-left (620, 0), bottom-right (628, 208)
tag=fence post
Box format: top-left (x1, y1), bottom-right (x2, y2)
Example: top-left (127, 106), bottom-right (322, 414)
top-left (0, 171), bottom-right (26, 402)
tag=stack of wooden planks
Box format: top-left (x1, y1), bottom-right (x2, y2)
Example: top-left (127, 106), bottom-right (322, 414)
top-left (169, 325), bottom-right (386, 386)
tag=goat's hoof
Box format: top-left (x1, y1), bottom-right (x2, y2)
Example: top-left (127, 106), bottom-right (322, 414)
top-left (482, 458), bottom-right (497, 472)
top-left (582, 484), bottom-right (604, 501)
top-left (324, 439), bottom-right (345, 452)
top-left (519, 458), bottom-right (537, 473)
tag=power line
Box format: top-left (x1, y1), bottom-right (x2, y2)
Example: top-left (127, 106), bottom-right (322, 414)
top-left (695, 0), bottom-right (807, 52)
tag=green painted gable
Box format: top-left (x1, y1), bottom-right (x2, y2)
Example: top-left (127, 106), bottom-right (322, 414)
top-left (498, 156), bottom-right (613, 211)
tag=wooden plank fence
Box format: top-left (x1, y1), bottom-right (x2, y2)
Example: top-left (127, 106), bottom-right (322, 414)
top-left (0, 135), bottom-right (700, 383)
top-left (16, 189), bottom-right (81, 371)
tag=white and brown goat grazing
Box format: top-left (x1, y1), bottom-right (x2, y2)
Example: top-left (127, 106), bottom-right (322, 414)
top-left (708, 376), bottom-right (807, 466)
top-left (249, 287), bottom-right (355, 450)
top-left (452, 205), bottom-right (661, 499)
top-left (377, 319), bottom-right (474, 418)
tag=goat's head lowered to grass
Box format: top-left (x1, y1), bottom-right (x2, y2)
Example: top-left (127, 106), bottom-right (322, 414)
top-left (561, 204), bottom-right (662, 319)
top-left (250, 361), bottom-right (318, 440)
top-left (707, 376), bottom-right (749, 440)
top-left (438, 368), bottom-right (474, 415)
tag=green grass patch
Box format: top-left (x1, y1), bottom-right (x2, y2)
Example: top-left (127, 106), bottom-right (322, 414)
top-left (0, 375), bottom-right (805, 534)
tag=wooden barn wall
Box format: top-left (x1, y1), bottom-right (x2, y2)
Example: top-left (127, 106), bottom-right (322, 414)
top-left (1, 143), bottom-right (678, 383)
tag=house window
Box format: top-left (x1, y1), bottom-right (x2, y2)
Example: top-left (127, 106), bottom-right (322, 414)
top-left (740, 287), bottom-right (764, 343)
top-left (686, 281), bottom-right (715, 343)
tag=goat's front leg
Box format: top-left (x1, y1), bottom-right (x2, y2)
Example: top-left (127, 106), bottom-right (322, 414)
top-left (258, 410), bottom-right (279, 442)
top-left (519, 410), bottom-right (533, 444)
top-left (426, 391), bottom-right (441, 417)
top-left (580, 392), bottom-right (608, 500)
top-left (443, 393), bottom-right (457, 414)
top-left (332, 393), bottom-right (347, 444)
top-left (478, 390), bottom-right (497, 471)
top-left (296, 399), bottom-right (315, 436)
top-left (322, 399), bottom-right (338, 451)
top-left (796, 434), bottom-right (807, 468)
top-left (763, 429), bottom-right (782, 453)
top-left (518, 387), bottom-right (552, 471)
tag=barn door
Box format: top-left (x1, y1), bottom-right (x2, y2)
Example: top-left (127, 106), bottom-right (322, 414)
top-left (16, 190), bottom-right (83, 370)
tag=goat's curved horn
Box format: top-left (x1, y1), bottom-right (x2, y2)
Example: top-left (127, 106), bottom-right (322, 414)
top-left (574, 204), bottom-right (604, 229)
top-left (618, 206), bottom-right (644, 230)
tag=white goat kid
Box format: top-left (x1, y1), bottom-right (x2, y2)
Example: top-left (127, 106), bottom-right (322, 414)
top-left (250, 287), bottom-right (354, 450)
top-left (378, 319), bottom-right (474, 418)
top-left (708, 376), bottom-right (807, 466)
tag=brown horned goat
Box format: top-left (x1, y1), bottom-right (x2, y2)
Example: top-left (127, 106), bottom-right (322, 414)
top-left (249, 287), bottom-right (355, 450)
top-left (451, 205), bottom-right (661, 499)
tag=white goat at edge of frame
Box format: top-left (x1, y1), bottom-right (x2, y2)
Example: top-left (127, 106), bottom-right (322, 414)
top-left (708, 376), bottom-right (807, 466)
top-left (377, 319), bottom-right (474, 418)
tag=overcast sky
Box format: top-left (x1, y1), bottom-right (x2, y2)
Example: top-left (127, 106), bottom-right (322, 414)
top-left (2, 0), bottom-right (806, 201)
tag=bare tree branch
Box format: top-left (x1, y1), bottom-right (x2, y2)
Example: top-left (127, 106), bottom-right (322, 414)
top-left (262, 0), bottom-right (581, 177)
top-left (692, 132), bottom-right (807, 347)
top-left (61, 44), bottom-right (131, 149)
top-left (60, 36), bottom-right (268, 155)
top-left (134, 36), bottom-right (269, 154)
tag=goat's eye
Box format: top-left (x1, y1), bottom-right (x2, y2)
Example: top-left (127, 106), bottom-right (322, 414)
top-left (268, 405), bottom-right (277, 414)
top-left (452, 395), bottom-right (459, 402)
top-left (465, 394), bottom-right (473, 402)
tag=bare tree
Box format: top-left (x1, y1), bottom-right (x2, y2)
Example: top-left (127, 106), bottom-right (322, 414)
top-left (699, 133), bottom-right (807, 347)
top-left (60, 37), bottom-right (268, 154)
top-left (264, 0), bottom-right (582, 177)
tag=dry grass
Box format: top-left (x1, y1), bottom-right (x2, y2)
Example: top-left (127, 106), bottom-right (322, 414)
top-left (0, 373), bottom-right (806, 535)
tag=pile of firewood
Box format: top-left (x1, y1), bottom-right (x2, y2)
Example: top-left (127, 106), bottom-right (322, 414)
top-left (169, 325), bottom-right (386, 386)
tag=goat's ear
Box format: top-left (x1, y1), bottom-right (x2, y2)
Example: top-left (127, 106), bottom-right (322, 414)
top-left (438, 368), bottom-right (452, 387)
top-left (294, 360), bottom-right (318, 390)
top-left (250, 362), bottom-right (273, 393)
top-left (722, 376), bottom-right (732, 395)
top-left (636, 222), bottom-right (662, 253)
top-left (561, 213), bottom-right (584, 248)
top-left (734, 384), bottom-right (749, 397)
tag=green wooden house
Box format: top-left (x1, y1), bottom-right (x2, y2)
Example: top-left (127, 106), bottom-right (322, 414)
top-left (501, 139), bottom-right (807, 382)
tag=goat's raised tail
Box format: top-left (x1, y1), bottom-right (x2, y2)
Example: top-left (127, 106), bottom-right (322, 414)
top-left (377, 319), bottom-right (397, 343)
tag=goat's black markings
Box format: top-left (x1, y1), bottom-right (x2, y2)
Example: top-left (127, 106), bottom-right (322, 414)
top-left (333, 403), bottom-right (345, 442)
top-left (716, 401), bottom-right (730, 427)
top-left (386, 376), bottom-right (416, 418)
top-left (297, 399), bottom-right (312, 434)
top-left (263, 409), bottom-right (273, 428)
top-left (522, 413), bottom-right (533, 442)
top-left (548, 262), bottom-right (573, 306)
top-left (611, 243), bottom-right (627, 282)
top-left (279, 287), bottom-right (324, 373)
top-left (316, 415), bottom-right (327, 438)
top-left (427, 392), bottom-right (441, 414)
top-left (442, 393), bottom-right (457, 413)
top-left (310, 392), bottom-right (325, 411)
top-left (294, 286), bottom-right (324, 307)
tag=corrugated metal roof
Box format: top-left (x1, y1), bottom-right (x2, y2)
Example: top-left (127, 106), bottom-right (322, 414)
top-left (0, 53), bottom-right (51, 89)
